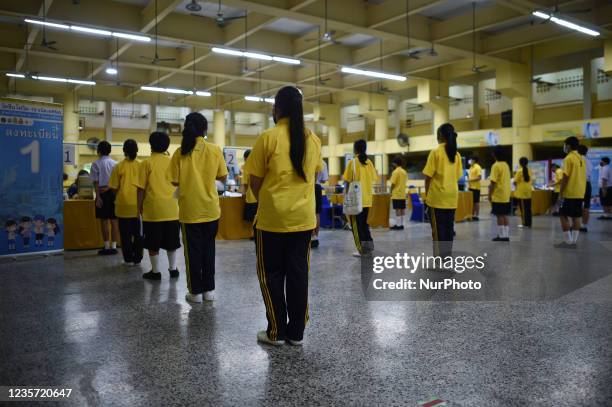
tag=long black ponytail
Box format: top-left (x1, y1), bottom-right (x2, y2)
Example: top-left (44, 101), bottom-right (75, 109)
top-left (275, 86), bottom-right (307, 181)
top-left (181, 112), bottom-right (207, 155)
top-left (437, 123), bottom-right (457, 163)
top-left (519, 156), bottom-right (530, 182)
top-left (354, 139), bottom-right (368, 165)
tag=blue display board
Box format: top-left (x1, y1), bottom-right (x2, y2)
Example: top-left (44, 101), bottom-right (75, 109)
top-left (0, 98), bottom-right (64, 256)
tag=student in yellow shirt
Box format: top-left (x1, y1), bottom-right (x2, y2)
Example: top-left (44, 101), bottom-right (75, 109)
top-left (514, 157), bottom-right (533, 228)
top-left (467, 157), bottom-right (482, 220)
top-left (343, 139), bottom-right (378, 257)
top-left (550, 164), bottom-right (563, 215)
top-left (136, 132), bottom-right (180, 280)
top-left (389, 157), bottom-right (407, 230)
top-left (555, 137), bottom-right (587, 248)
top-left (241, 149), bottom-right (258, 229)
top-left (489, 145), bottom-right (512, 241)
top-left (244, 86), bottom-right (322, 346)
top-left (169, 112), bottom-right (228, 303)
top-left (108, 139), bottom-right (143, 265)
top-left (422, 123), bottom-right (462, 260)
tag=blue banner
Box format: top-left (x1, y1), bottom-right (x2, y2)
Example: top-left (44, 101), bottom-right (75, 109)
top-left (0, 98), bottom-right (64, 256)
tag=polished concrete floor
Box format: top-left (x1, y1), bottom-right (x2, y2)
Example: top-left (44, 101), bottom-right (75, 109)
top-left (1, 212), bottom-right (611, 406)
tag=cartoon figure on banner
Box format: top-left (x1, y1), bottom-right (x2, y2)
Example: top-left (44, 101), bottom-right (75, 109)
top-left (5, 219), bottom-right (17, 251)
top-left (46, 218), bottom-right (60, 247)
top-left (33, 214), bottom-right (45, 247)
top-left (19, 216), bottom-right (32, 248)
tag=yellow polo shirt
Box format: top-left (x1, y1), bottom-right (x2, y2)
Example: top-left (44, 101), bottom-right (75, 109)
top-left (343, 158), bottom-right (378, 208)
top-left (422, 143), bottom-right (462, 209)
top-left (136, 153), bottom-right (179, 222)
top-left (108, 159), bottom-right (140, 218)
top-left (389, 167), bottom-right (408, 200)
top-left (169, 137), bottom-right (228, 223)
top-left (514, 168), bottom-right (533, 199)
top-left (562, 150), bottom-right (587, 199)
top-left (468, 163), bottom-right (482, 190)
top-left (554, 168), bottom-right (563, 193)
top-left (241, 165), bottom-right (257, 204)
top-left (490, 161), bottom-right (511, 203)
top-left (244, 118), bottom-right (323, 233)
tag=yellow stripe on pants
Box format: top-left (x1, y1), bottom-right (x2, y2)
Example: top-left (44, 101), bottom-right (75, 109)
top-left (430, 208), bottom-right (439, 257)
top-left (305, 241), bottom-right (311, 325)
top-left (180, 223), bottom-right (192, 294)
top-left (349, 215), bottom-right (362, 254)
top-left (256, 230), bottom-right (278, 341)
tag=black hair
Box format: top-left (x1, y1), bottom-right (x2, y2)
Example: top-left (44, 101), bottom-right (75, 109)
top-left (149, 131), bottom-right (170, 153)
top-left (5, 219), bottom-right (16, 227)
top-left (244, 149), bottom-right (251, 159)
top-left (492, 145), bottom-right (506, 162)
top-left (123, 139), bottom-right (138, 160)
top-left (437, 123), bottom-right (457, 163)
top-left (602, 157), bottom-right (610, 164)
top-left (471, 157), bottom-right (479, 163)
top-left (552, 163), bottom-right (559, 169)
top-left (46, 218), bottom-right (60, 234)
top-left (275, 86), bottom-right (307, 181)
top-left (393, 156), bottom-right (403, 167)
top-left (519, 156), bottom-right (530, 183)
top-left (78, 169), bottom-right (89, 176)
top-left (181, 112), bottom-right (207, 155)
top-left (578, 145), bottom-right (588, 156)
top-left (20, 216), bottom-right (31, 222)
top-left (63, 173), bottom-right (68, 181)
top-left (565, 136), bottom-right (579, 150)
top-left (354, 139), bottom-right (368, 165)
top-left (97, 140), bottom-right (112, 156)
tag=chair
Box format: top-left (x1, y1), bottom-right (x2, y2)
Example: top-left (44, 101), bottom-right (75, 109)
top-left (320, 195), bottom-right (333, 228)
top-left (409, 192), bottom-right (426, 222)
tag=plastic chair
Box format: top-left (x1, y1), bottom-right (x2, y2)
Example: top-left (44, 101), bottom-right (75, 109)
top-left (410, 192), bottom-right (426, 222)
top-left (320, 195), bottom-right (333, 228)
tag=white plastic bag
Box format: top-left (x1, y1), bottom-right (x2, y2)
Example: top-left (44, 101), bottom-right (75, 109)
top-left (343, 159), bottom-right (362, 216)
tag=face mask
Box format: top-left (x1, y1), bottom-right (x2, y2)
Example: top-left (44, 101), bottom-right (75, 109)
top-left (468, 159), bottom-right (473, 165)
top-left (563, 145), bottom-right (569, 154)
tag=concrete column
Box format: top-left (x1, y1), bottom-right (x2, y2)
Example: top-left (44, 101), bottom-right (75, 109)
top-left (213, 110), bottom-right (225, 148)
top-left (104, 100), bottom-right (112, 141)
top-left (328, 125), bottom-right (341, 183)
top-left (149, 104), bottom-right (157, 133)
top-left (511, 96), bottom-right (533, 167)
top-left (432, 103), bottom-right (449, 134)
top-left (583, 59), bottom-right (595, 119)
top-left (63, 91), bottom-right (79, 178)
top-left (228, 111), bottom-right (236, 146)
top-left (472, 83), bottom-right (480, 130)
top-left (374, 116), bottom-right (389, 181)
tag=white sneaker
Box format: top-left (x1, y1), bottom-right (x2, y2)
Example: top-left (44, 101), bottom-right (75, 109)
top-left (286, 339), bottom-right (303, 346)
top-left (122, 261), bottom-right (134, 266)
top-left (185, 293), bottom-right (202, 303)
top-left (203, 291), bottom-right (215, 301)
top-left (352, 251), bottom-right (372, 258)
top-left (517, 224), bottom-right (524, 228)
top-left (256, 330), bottom-right (284, 346)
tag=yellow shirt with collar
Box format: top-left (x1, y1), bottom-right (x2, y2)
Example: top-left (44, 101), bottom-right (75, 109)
top-left (389, 166), bottom-right (408, 200)
top-left (136, 153), bottom-right (179, 222)
top-left (422, 143), bottom-right (463, 209)
top-left (513, 168), bottom-right (533, 199)
top-left (468, 163), bottom-right (482, 190)
top-left (108, 158), bottom-right (140, 218)
top-left (241, 165), bottom-right (257, 204)
top-left (343, 158), bottom-right (378, 208)
top-left (562, 150), bottom-right (587, 199)
top-left (490, 161), bottom-right (511, 203)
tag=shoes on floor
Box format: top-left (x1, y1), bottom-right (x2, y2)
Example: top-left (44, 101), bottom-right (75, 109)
top-left (185, 293), bottom-right (203, 303)
top-left (492, 237), bottom-right (510, 242)
top-left (472, 216), bottom-right (479, 221)
top-left (554, 242), bottom-right (577, 249)
top-left (169, 269), bottom-right (179, 278)
top-left (286, 338), bottom-right (303, 346)
top-left (257, 330), bottom-right (284, 346)
top-left (352, 251), bottom-right (373, 258)
top-left (552, 212), bottom-right (560, 217)
top-left (310, 239), bottom-right (319, 248)
top-left (517, 224), bottom-right (524, 228)
top-left (579, 227), bottom-right (588, 232)
top-left (142, 270), bottom-right (161, 280)
top-left (98, 248), bottom-right (116, 256)
top-left (389, 225), bottom-right (404, 230)
top-left (203, 291), bottom-right (215, 301)
top-left (123, 261), bottom-right (134, 266)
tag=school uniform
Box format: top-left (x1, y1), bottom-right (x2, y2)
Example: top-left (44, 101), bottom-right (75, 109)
top-left (599, 164), bottom-right (612, 207)
top-left (583, 159), bottom-right (593, 210)
top-left (389, 166), bottom-right (408, 209)
top-left (315, 161), bottom-right (329, 215)
top-left (514, 168), bottom-right (533, 227)
top-left (343, 158), bottom-right (378, 255)
top-left (244, 118), bottom-right (322, 342)
top-left (560, 150), bottom-right (586, 218)
top-left (136, 153), bottom-right (180, 252)
top-left (552, 167), bottom-right (563, 206)
top-left (169, 138), bottom-right (228, 295)
top-left (468, 163), bottom-right (482, 203)
top-left (490, 161), bottom-right (511, 215)
top-left (241, 165), bottom-right (258, 222)
top-left (91, 155), bottom-right (118, 219)
top-left (422, 144), bottom-right (462, 257)
top-left (109, 159), bottom-right (143, 264)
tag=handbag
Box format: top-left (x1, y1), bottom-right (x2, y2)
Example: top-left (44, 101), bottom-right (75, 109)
top-left (343, 158), bottom-right (363, 216)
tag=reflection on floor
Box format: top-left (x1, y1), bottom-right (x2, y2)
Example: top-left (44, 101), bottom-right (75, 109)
top-left (1, 214), bottom-right (611, 406)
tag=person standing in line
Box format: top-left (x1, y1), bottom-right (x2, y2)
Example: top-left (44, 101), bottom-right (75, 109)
top-left (245, 86), bottom-right (322, 346)
top-left (597, 157), bottom-right (611, 220)
top-left (489, 146), bottom-right (512, 241)
top-left (108, 139), bottom-right (143, 266)
top-left (241, 149), bottom-right (258, 237)
top-left (555, 137), bottom-right (587, 248)
top-left (514, 157), bottom-right (533, 228)
top-left (91, 141), bottom-right (119, 255)
top-left (169, 112), bottom-right (228, 303)
top-left (422, 123), bottom-right (462, 261)
top-left (389, 157), bottom-right (407, 231)
top-left (312, 159), bottom-right (328, 248)
top-left (578, 145), bottom-right (592, 232)
top-left (136, 131), bottom-right (181, 280)
top-left (467, 157), bottom-right (482, 221)
top-left (343, 139), bottom-right (378, 258)
top-left (550, 164), bottom-right (563, 216)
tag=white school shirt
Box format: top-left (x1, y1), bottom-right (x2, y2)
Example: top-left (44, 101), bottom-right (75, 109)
top-left (91, 156), bottom-right (117, 187)
top-left (600, 164), bottom-right (611, 188)
top-left (585, 159), bottom-right (592, 183)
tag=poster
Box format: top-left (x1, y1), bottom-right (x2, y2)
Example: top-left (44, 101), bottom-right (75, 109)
top-left (223, 148), bottom-right (240, 181)
top-left (583, 122), bottom-right (600, 139)
top-left (0, 98), bottom-right (64, 256)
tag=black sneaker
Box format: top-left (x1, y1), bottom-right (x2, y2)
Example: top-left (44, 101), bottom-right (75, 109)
top-left (142, 270), bottom-right (161, 280)
top-left (97, 248), bottom-right (109, 255)
top-left (579, 227), bottom-right (588, 232)
top-left (472, 216), bottom-right (479, 221)
top-left (169, 269), bottom-right (179, 278)
top-left (310, 239), bottom-right (319, 248)
top-left (492, 237), bottom-right (504, 241)
top-left (108, 248), bottom-right (118, 255)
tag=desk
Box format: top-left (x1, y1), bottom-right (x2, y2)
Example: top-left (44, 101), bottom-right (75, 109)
top-left (64, 200), bottom-right (104, 250)
top-left (368, 194), bottom-right (390, 228)
top-left (456, 191), bottom-right (473, 222)
top-left (217, 196), bottom-right (254, 240)
top-left (513, 189), bottom-right (552, 216)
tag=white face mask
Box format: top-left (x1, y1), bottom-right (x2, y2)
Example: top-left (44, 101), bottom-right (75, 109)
top-left (468, 159), bottom-right (474, 165)
top-left (563, 145), bottom-right (569, 154)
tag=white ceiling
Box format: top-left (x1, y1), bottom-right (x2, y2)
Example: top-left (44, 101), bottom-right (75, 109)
top-left (264, 18), bottom-right (317, 36)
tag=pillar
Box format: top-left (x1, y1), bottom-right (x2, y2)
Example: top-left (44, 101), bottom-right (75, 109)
top-left (374, 116), bottom-right (389, 182)
top-left (229, 111), bottom-right (236, 146)
top-left (583, 59), bottom-right (596, 119)
top-left (104, 100), bottom-right (112, 141)
top-left (417, 77), bottom-right (449, 134)
top-left (472, 83), bottom-right (480, 130)
top-left (213, 110), bottom-right (225, 148)
top-left (63, 91), bottom-right (79, 178)
top-left (149, 104), bottom-right (157, 133)
top-left (328, 125), bottom-right (341, 184)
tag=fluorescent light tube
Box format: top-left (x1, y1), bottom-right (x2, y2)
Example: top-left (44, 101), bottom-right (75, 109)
top-left (112, 32), bottom-right (150, 42)
top-left (272, 56), bottom-right (300, 65)
top-left (24, 19), bottom-right (69, 29)
top-left (68, 79), bottom-right (95, 85)
top-left (244, 96), bottom-right (274, 103)
top-left (341, 66), bottom-right (406, 81)
top-left (213, 47), bottom-right (300, 65)
top-left (6, 73), bottom-right (26, 78)
top-left (212, 47), bottom-right (244, 57)
top-left (70, 25), bottom-right (112, 36)
top-left (105, 67), bottom-right (118, 75)
top-left (243, 52), bottom-right (273, 61)
top-left (195, 91), bottom-right (212, 97)
top-left (531, 11), bottom-right (600, 37)
top-left (140, 86), bottom-right (193, 95)
top-left (264, 98), bottom-right (275, 103)
top-left (36, 76), bottom-right (68, 83)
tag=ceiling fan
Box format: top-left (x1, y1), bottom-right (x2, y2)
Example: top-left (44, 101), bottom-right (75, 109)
top-left (314, 26), bottom-right (330, 86)
top-left (306, 0), bottom-right (340, 44)
top-left (39, 0), bottom-right (58, 50)
top-left (140, 0), bottom-right (176, 64)
top-left (470, 2), bottom-right (486, 73)
top-left (191, 0), bottom-right (246, 28)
